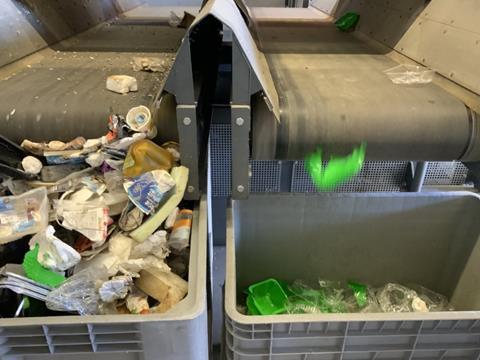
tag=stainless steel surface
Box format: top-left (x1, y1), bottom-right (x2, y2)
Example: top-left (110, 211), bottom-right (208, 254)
top-left (338, 0), bottom-right (480, 97)
top-left (0, 0), bottom-right (142, 68)
top-left (251, 20), bottom-right (475, 161)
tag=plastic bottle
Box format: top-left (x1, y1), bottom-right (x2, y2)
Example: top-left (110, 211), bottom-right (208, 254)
top-left (123, 140), bottom-right (173, 178)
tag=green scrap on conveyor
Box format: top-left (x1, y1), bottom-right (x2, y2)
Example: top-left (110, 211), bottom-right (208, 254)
top-left (335, 12), bottom-right (360, 31)
top-left (305, 143), bottom-right (366, 190)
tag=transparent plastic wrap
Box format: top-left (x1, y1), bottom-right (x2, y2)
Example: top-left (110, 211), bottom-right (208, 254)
top-left (29, 225), bottom-right (81, 272)
top-left (46, 267), bottom-right (108, 315)
top-left (286, 280), bottom-right (348, 314)
top-left (0, 187), bottom-right (49, 244)
top-left (384, 64), bottom-right (435, 85)
top-left (408, 284), bottom-right (454, 312)
top-left (250, 280), bottom-right (452, 315)
top-left (374, 283), bottom-right (454, 313)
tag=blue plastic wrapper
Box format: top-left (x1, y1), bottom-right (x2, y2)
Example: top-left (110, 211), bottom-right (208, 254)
top-left (125, 170), bottom-right (176, 215)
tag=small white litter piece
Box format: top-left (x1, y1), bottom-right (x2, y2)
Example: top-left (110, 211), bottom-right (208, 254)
top-left (106, 75), bottom-right (138, 94)
top-left (384, 64), bottom-right (435, 85)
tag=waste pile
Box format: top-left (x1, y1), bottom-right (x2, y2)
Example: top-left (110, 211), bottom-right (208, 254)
top-left (244, 279), bottom-right (454, 316)
top-left (0, 104), bottom-right (192, 318)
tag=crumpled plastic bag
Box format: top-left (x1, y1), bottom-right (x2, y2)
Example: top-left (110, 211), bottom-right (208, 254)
top-left (99, 275), bottom-right (132, 303)
top-left (29, 225), bottom-right (81, 272)
top-left (56, 191), bottom-right (110, 243)
top-left (376, 283), bottom-right (423, 313)
top-left (46, 266), bottom-right (108, 315)
top-left (376, 283), bottom-right (453, 313)
top-left (408, 284), bottom-right (454, 312)
top-left (286, 280), bottom-right (348, 314)
top-left (130, 230), bottom-right (170, 260)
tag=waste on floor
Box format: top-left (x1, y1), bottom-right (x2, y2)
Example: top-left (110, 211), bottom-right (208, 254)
top-left (0, 105), bottom-right (192, 318)
top-left (244, 279), bottom-right (454, 315)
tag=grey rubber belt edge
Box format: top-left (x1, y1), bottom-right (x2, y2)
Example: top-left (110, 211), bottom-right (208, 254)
top-left (251, 23), bottom-right (479, 162)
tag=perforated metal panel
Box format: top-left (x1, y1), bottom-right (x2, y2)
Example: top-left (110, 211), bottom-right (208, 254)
top-left (424, 161), bottom-right (469, 186)
top-left (210, 123), bottom-right (232, 197)
top-left (249, 161), bottom-right (281, 193)
top-left (210, 123), bottom-right (470, 196)
top-left (291, 160), bottom-right (409, 192)
top-left (210, 123), bottom-right (281, 196)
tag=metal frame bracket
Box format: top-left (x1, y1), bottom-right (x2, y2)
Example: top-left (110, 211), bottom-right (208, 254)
top-left (231, 105), bottom-right (251, 199)
top-left (177, 104), bottom-right (201, 200)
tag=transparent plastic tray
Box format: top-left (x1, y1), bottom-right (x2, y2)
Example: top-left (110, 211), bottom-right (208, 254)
top-left (384, 64), bottom-right (435, 85)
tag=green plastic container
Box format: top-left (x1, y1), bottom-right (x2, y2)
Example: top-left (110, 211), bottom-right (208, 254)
top-left (335, 12), bottom-right (360, 31)
top-left (247, 279), bottom-right (288, 315)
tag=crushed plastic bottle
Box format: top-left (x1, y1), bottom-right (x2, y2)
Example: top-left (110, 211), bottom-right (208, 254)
top-left (246, 279), bottom-right (453, 315)
top-left (376, 283), bottom-right (419, 313)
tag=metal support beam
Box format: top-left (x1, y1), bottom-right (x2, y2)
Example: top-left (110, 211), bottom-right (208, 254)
top-left (406, 161), bottom-right (428, 192)
top-left (465, 162), bottom-right (480, 190)
top-left (177, 104), bottom-right (201, 200)
top-left (165, 40), bottom-right (195, 104)
top-left (231, 35), bottom-right (262, 199)
top-left (231, 105), bottom-right (251, 199)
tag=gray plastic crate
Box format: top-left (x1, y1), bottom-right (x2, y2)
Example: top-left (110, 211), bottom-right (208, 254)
top-left (225, 193), bottom-right (480, 359)
top-left (0, 199), bottom-right (208, 360)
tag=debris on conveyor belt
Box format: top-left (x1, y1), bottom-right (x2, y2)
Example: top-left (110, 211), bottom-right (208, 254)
top-left (0, 105), bottom-right (192, 317)
top-left (106, 75), bottom-right (138, 94)
top-left (335, 12), bottom-right (360, 32)
top-left (132, 57), bottom-right (173, 73)
top-left (243, 278), bottom-right (454, 315)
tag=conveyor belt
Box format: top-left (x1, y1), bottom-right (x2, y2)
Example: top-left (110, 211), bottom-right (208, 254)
top-left (251, 19), bottom-right (478, 161)
top-left (0, 14), bottom-right (185, 143)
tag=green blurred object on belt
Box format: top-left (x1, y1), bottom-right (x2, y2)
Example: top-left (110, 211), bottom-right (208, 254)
top-left (335, 12), bottom-right (360, 31)
top-left (305, 143), bottom-right (366, 191)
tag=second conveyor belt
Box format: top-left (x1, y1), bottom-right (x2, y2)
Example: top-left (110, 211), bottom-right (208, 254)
top-left (250, 10), bottom-right (480, 162)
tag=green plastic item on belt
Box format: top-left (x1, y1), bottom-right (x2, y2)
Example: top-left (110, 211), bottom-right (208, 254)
top-left (335, 12), bottom-right (360, 31)
top-left (305, 143), bottom-right (366, 190)
top-left (247, 279), bottom-right (289, 315)
top-left (22, 244), bottom-right (65, 288)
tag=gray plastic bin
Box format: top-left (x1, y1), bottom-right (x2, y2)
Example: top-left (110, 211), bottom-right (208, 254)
top-left (225, 193), bottom-right (480, 359)
top-left (0, 199), bottom-right (208, 360)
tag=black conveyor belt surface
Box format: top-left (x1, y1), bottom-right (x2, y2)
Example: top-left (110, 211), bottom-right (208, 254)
top-left (252, 21), bottom-right (472, 161)
top-left (0, 18), bottom-right (184, 142)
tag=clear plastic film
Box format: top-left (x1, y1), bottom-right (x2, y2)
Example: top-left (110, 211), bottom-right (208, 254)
top-left (46, 266), bottom-right (108, 315)
top-left (0, 187), bottom-right (49, 244)
top-left (262, 280), bottom-right (453, 315)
